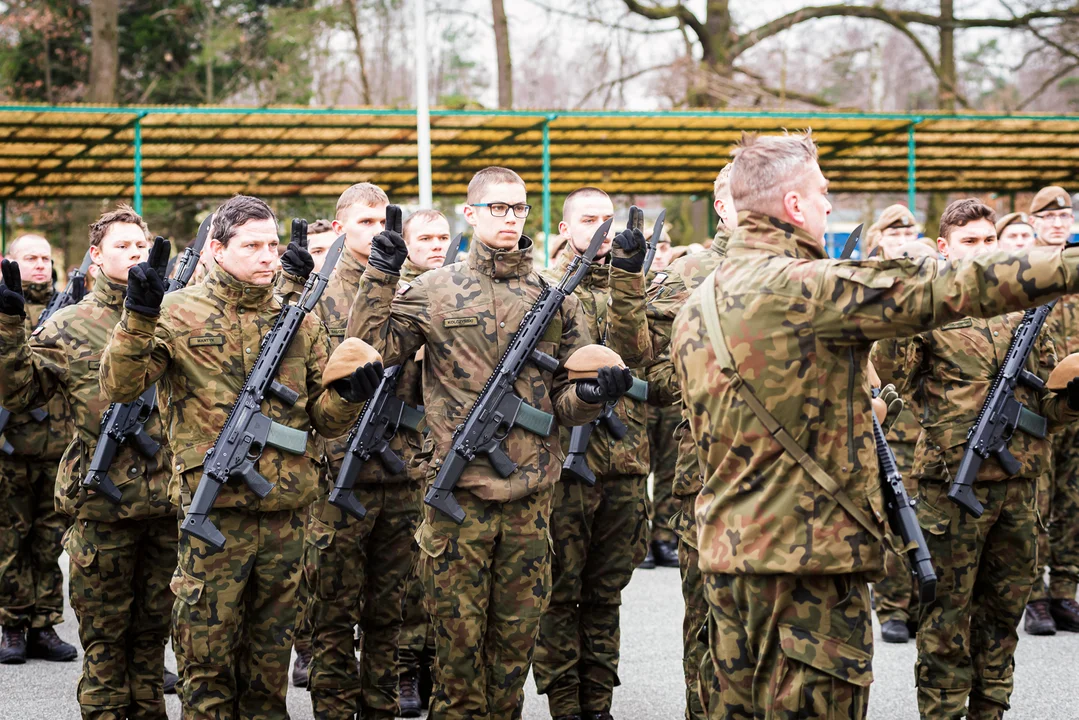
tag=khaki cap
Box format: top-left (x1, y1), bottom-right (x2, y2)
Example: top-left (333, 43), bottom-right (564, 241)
top-left (323, 338), bottom-right (382, 386)
top-left (1030, 186), bottom-right (1072, 215)
top-left (565, 344), bottom-right (626, 381)
top-left (995, 212), bottom-right (1031, 235)
top-left (1048, 352), bottom-right (1079, 391)
top-left (866, 204), bottom-right (917, 254)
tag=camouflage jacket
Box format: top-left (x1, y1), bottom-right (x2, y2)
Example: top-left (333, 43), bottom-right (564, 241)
top-left (644, 228), bottom-right (730, 497)
top-left (872, 312), bottom-right (1072, 485)
top-left (1, 282), bottom-right (72, 461)
top-left (671, 211), bottom-right (1079, 576)
top-left (100, 263), bottom-right (362, 513)
top-left (1047, 295), bottom-right (1079, 357)
top-left (0, 272), bottom-right (173, 521)
top-left (347, 236), bottom-right (602, 502)
top-left (542, 251), bottom-right (650, 477)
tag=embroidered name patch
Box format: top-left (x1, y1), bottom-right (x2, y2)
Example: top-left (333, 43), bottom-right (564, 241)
top-left (328, 327), bottom-right (347, 338)
top-left (88, 360), bottom-right (100, 371)
top-left (188, 335), bottom-right (225, 347)
top-left (443, 317), bottom-right (479, 328)
top-left (941, 319), bottom-right (973, 330)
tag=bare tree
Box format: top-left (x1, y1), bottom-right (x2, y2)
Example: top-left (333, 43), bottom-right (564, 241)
top-left (491, 0), bottom-right (513, 108)
top-left (87, 0), bottom-right (118, 103)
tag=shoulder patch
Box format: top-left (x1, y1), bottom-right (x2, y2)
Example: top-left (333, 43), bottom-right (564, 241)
top-left (327, 327), bottom-right (347, 338)
top-left (188, 334), bottom-right (226, 347)
top-left (443, 317), bottom-right (479, 328)
top-left (87, 360), bottom-right (101, 371)
top-left (397, 282), bottom-right (412, 296)
top-left (941, 318), bottom-right (974, 331)
top-left (653, 272), bottom-right (668, 285)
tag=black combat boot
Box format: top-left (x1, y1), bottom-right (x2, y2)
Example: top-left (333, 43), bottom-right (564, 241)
top-left (651, 539), bottom-right (679, 568)
top-left (553, 715), bottom-right (583, 720)
top-left (398, 670), bottom-right (422, 717)
top-left (0, 626), bottom-right (26, 664)
top-left (26, 626), bottom-right (77, 661)
top-left (291, 645), bottom-right (312, 687)
top-left (163, 669), bottom-right (179, 695)
top-left (1024, 600), bottom-right (1057, 636)
top-left (637, 546), bottom-right (655, 570)
top-left (418, 658), bottom-right (433, 709)
top-left (1050, 598), bottom-right (1079, 632)
top-left (585, 712), bottom-right (614, 720)
top-left (880, 619), bottom-right (910, 644)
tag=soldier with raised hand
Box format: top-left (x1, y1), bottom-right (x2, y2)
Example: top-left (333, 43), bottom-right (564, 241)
top-left (671, 132), bottom-right (1079, 720)
top-left (1024, 186), bottom-right (1079, 636)
top-left (642, 165), bottom-right (736, 720)
top-left (0, 207), bottom-right (175, 717)
top-left (0, 232), bottom-right (78, 666)
top-left (99, 194), bottom-right (376, 719)
top-left (532, 187), bottom-right (651, 720)
top-left (347, 166), bottom-right (623, 720)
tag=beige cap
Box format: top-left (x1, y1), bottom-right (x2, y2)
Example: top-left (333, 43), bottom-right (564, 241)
top-left (323, 338), bottom-right (382, 386)
top-left (995, 212), bottom-right (1031, 235)
top-left (1048, 352), bottom-right (1079, 391)
top-left (866, 204), bottom-right (917, 255)
top-left (1030, 186), bottom-right (1073, 215)
top-left (565, 344), bottom-right (626, 381)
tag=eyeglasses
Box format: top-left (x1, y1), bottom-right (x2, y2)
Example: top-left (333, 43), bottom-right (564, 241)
top-left (472, 202), bottom-right (532, 219)
top-left (1035, 210), bottom-right (1073, 225)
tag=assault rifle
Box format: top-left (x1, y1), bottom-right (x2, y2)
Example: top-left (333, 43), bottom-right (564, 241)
top-left (561, 208), bottom-right (661, 485)
top-left (81, 218), bottom-right (212, 503)
top-left (426, 219), bottom-right (613, 522)
top-left (948, 302), bottom-right (1055, 517)
top-left (181, 231), bottom-right (346, 549)
top-left (0, 249), bottom-right (93, 454)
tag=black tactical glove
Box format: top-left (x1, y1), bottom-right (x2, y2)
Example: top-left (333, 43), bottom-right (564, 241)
top-left (610, 206), bottom-right (646, 273)
top-left (0, 260), bottom-right (25, 318)
top-left (281, 218), bottom-right (314, 280)
top-left (368, 205), bottom-right (407, 275)
top-left (125, 236), bottom-right (170, 317)
top-left (576, 366), bottom-right (633, 404)
top-left (1066, 377), bottom-right (1079, 411)
top-left (332, 362), bottom-right (384, 403)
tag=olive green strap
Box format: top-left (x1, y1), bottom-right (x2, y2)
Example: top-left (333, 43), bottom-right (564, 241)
top-left (697, 272), bottom-right (884, 543)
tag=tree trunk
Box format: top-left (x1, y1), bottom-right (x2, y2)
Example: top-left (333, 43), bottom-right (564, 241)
top-left (925, 0), bottom-right (957, 234)
top-left (87, 0), bottom-right (119, 103)
top-left (491, 0), bottom-right (513, 109)
top-left (345, 0), bottom-right (372, 105)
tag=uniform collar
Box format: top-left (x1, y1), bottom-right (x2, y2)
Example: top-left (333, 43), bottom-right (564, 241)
top-left (555, 247), bottom-right (609, 290)
top-left (340, 247), bottom-right (367, 276)
top-left (204, 263), bottom-right (278, 309)
top-left (711, 226), bottom-right (732, 257)
top-left (400, 258), bottom-right (428, 283)
top-left (728, 211), bottom-right (827, 261)
top-left (23, 281), bottom-right (53, 305)
top-left (468, 236), bottom-right (534, 279)
top-left (91, 270), bottom-right (126, 308)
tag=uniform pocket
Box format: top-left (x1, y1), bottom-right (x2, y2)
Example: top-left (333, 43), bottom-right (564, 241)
top-left (415, 520), bottom-right (452, 616)
top-left (63, 524), bottom-right (98, 620)
top-left (170, 566), bottom-right (209, 663)
top-left (915, 481), bottom-right (954, 537)
top-left (304, 514), bottom-right (338, 600)
top-left (770, 624), bottom-right (872, 718)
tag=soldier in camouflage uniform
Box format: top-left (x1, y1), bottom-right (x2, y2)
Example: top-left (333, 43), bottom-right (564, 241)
top-left (99, 195), bottom-right (372, 719)
top-left (873, 198), bottom-right (1079, 719)
top-left (643, 165), bottom-right (735, 720)
top-left (395, 209), bottom-right (456, 718)
top-left (670, 133), bottom-right (1079, 720)
top-left (0, 208), bottom-right (176, 718)
top-left (1024, 186), bottom-right (1079, 636)
top-left (532, 187), bottom-right (651, 720)
top-left (348, 167), bottom-right (624, 720)
top-left (0, 233), bottom-right (78, 666)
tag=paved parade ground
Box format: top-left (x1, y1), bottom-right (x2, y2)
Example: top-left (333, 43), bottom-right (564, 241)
top-left (3, 561), bottom-right (1079, 719)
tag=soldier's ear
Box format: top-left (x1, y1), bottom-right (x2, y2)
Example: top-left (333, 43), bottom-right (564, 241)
top-left (462, 204), bottom-right (478, 228)
top-left (936, 236), bottom-right (949, 259)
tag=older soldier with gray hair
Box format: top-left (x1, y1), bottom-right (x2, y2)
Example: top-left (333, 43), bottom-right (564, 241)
top-left (670, 131), bottom-right (1079, 718)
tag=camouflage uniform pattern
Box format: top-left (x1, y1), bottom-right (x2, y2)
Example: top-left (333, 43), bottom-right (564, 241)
top-left (100, 263), bottom-right (361, 718)
top-left (0, 282), bottom-right (72, 631)
top-left (646, 403), bottom-right (680, 546)
top-left (873, 308), bottom-right (1072, 717)
top-left (643, 229), bottom-right (729, 720)
top-left (0, 271), bottom-right (177, 717)
top-left (671, 211), bottom-right (1079, 719)
top-left (533, 253), bottom-right (651, 717)
top-left (297, 251), bottom-right (425, 719)
top-left (348, 237), bottom-right (601, 719)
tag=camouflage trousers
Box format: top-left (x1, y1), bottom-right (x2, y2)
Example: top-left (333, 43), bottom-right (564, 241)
top-left (399, 556), bottom-right (434, 673)
top-left (671, 499), bottom-right (712, 720)
top-left (1031, 427), bottom-right (1079, 603)
top-left (0, 456), bottom-right (67, 628)
top-left (533, 472), bottom-right (648, 716)
top-left (64, 516), bottom-right (177, 720)
top-left (704, 572), bottom-right (873, 720)
top-left (171, 507), bottom-right (305, 720)
top-left (304, 481), bottom-right (420, 720)
top-left (915, 479), bottom-right (1037, 719)
top-left (873, 441), bottom-right (919, 624)
top-left (292, 504), bottom-right (313, 659)
top-left (417, 486), bottom-right (554, 720)
top-left (647, 405), bottom-right (681, 545)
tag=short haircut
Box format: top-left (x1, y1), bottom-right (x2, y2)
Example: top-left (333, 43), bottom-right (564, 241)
top-left (335, 183), bottom-right (388, 221)
top-left (89, 204), bottom-right (150, 248)
top-left (212, 195), bottom-right (276, 247)
top-left (467, 166), bottom-right (526, 204)
top-left (562, 187), bottom-right (610, 221)
top-left (403, 209), bottom-right (448, 240)
top-left (7, 233), bottom-right (49, 259)
top-left (713, 164), bottom-right (733, 203)
top-left (939, 198), bottom-right (995, 241)
top-left (308, 219), bottom-right (334, 235)
top-left (730, 130), bottom-right (819, 215)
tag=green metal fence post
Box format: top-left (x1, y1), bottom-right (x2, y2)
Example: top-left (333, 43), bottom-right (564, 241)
top-left (542, 114), bottom-right (555, 267)
top-left (907, 120), bottom-right (921, 213)
top-left (133, 112), bottom-right (146, 214)
top-left (1, 200), bottom-right (6, 254)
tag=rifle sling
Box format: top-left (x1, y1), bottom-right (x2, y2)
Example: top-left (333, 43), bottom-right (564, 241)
top-left (697, 271), bottom-right (885, 545)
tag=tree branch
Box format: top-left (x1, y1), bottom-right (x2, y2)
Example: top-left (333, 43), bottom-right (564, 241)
top-left (999, 0), bottom-right (1079, 65)
top-left (521, 0), bottom-right (678, 35)
top-left (620, 0), bottom-right (708, 44)
top-left (574, 62), bottom-right (674, 109)
top-left (734, 66), bottom-right (834, 108)
top-left (1017, 60), bottom-right (1079, 111)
